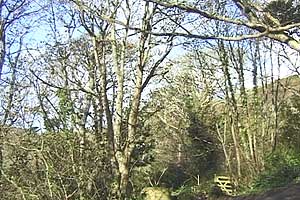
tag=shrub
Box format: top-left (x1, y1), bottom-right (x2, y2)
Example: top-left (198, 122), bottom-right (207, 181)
top-left (252, 149), bottom-right (300, 191)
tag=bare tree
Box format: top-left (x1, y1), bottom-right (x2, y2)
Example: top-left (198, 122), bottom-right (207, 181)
top-left (0, 0), bottom-right (42, 79)
top-left (0, 0), bottom-right (44, 183)
top-left (69, 0), bottom-right (176, 198)
top-left (142, 0), bottom-right (300, 52)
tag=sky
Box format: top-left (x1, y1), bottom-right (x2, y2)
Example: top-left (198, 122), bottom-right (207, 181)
top-left (1, 0), bottom-right (300, 130)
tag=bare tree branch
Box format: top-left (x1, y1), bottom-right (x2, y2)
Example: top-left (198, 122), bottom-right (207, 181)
top-left (143, 0), bottom-right (300, 52)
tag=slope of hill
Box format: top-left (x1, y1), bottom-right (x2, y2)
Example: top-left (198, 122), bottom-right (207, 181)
top-left (218, 182), bottom-right (300, 200)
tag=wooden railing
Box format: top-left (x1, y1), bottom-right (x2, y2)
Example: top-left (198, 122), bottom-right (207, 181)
top-left (214, 175), bottom-right (234, 196)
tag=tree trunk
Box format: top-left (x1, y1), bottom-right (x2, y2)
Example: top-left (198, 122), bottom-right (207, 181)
top-left (116, 65), bottom-right (143, 199)
top-left (219, 41), bottom-right (241, 177)
top-left (115, 151), bottom-right (130, 199)
top-left (114, 2), bottom-right (150, 198)
top-left (230, 117), bottom-right (241, 177)
top-left (0, 21), bottom-right (5, 79)
top-left (216, 121), bottom-right (232, 174)
top-left (93, 36), bottom-right (115, 156)
top-left (0, 127), bottom-right (3, 179)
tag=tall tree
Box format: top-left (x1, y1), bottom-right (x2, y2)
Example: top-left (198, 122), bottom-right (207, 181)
top-left (27, 0), bottom-right (177, 198)
top-left (143, 0), bottom-right (300, 52)
top-left (0, 0), bottom-right (44, 183)
top-left (0, 0), bottom-right (41, 79)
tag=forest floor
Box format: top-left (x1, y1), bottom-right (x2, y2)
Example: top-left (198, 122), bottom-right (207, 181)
top-left (216, 182), bottom-right (300, 200)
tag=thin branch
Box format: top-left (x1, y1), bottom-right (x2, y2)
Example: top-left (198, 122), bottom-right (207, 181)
top-left (148, 30), bottom-right (269, 41)
top-left (145, 0), bottom-right (267, 30)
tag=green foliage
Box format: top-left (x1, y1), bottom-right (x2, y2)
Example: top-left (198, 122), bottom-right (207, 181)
top-left (185, 112), bottom-right (220, 177)
top-left (249, 94), bottom-right (300, 193)
top-left (170, 182), bottom-right (212, 200)
top-left (132, 63), bottom-right (224, 197)
top-left (1, 129), bottom-right (113, 199)
top-left (252, 149), bottom-right (300, 192)
top-left (56, 88), bottom-right (74, 123)
top-left (266, 0), bottom-right (300, 25)
top-left (159, 164), bottom-right (190, 189)
top-left (280, 95), bottom-right (300, 152)
top-left (131, 123), bottom-right (155, 168)
top-left (173, 185), bottom-right (199, 200)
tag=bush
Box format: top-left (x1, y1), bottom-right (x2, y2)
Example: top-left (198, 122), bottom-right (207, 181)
top-left (172, 184), bottom-right (209, 200)
top-left (252, 149), bottom-right (300, 192)
top-left (159, 164), bottom-right (190, 189)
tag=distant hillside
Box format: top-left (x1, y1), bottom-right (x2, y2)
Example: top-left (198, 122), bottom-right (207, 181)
top-left (277, 75), bottom-right (300, 96)
top-left (249, 75), bottom-right (300, 103)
